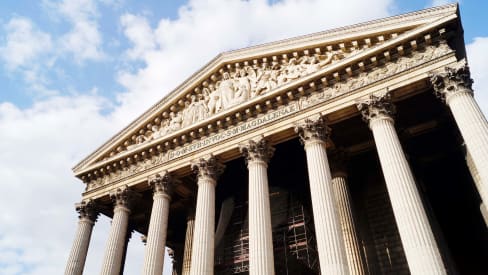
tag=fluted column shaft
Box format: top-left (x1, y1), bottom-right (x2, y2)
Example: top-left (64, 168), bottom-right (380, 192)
top-left (142, 172), bottom-right (173, 275)
top-left (358, 94), bottom-right (446, 274)
top-left (332, 172), bottom-right (366, 275)
top-left (190, 156), bottom-right (224, 275)
top-left (248, 160), bottom-right (275, 274)
top-left (182, 213), bottom-right (195, 275)
top-left (296, 118), bottom-right (349, 274)
top-left (305, 141), bottom-right (349, 274)
top-left (431, 61), bottom-right (488, 206)
top-left (241, 138), bottom-right (276, 275)
top-left (448, 92), bottom-right (488, 203)
top-left (101, 187), bottom-right (133, 275)
top-left (65, 200), bottom-right (98, 275)
top-left (190, 176), bottom-right (215, 275)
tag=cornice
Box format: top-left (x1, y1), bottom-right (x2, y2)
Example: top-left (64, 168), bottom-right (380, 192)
top-left (73, 4), bottom-right (458, 174)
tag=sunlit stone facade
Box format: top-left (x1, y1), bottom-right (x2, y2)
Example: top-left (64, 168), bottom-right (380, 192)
top-left (66, 4), bottom-right (488, 275)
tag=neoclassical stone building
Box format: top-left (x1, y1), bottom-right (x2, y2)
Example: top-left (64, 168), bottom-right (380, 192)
top-left (65, 4), bottom-right (488, 275)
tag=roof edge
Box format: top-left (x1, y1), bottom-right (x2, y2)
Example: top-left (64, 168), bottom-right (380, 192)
top-left (73, 3), bottom-right (458, 172)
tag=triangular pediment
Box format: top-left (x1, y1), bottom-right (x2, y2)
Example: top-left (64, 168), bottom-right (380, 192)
top-left (73, 4), bottom-right (459, 175)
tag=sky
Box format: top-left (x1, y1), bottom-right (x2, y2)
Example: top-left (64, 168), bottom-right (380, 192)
top-left (0, 0), bottom-right (487, 274)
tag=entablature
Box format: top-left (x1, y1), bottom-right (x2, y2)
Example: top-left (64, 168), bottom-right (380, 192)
top-left (72, 4), bottom-right (459, 174)
top-left (72, 4), bottom-right (467, 201)
top-left (81, 39), bottom-right (458, 200)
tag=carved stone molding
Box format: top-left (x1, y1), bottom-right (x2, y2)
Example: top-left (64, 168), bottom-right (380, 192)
top-left (239, 137), bottom-right (275, 164)
top-left (109, 186), bottom-right (136, 211)
top-left (295, 115), bottom-right (331, 144)
top-left (83, 40), bottom-right (454, 193)
top-left (148, 171), bottom-right (174, 197)
top-left (430, 59), bottom-right (473, 103)
top-left (75, 199), bottom-right (99, 222)
top-left (357, 92), bottom-right (396, 126)
top-left (191, 155), bottom-right (225, 181)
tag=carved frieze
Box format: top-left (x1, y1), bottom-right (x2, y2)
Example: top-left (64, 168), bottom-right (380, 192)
top-left (125, 51), bottom-right (346, 152)
top-left (298, 42), bottom-right (452, 110)
top-left (85, 40), bottom-right (454, 192)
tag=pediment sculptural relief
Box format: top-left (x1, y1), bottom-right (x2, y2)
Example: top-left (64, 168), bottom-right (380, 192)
top-left (127, 51), bottom-right (345, 150)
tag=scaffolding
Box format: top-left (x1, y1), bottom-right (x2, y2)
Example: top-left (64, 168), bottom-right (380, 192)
top-left (215, 190), bottom-right (319, 274)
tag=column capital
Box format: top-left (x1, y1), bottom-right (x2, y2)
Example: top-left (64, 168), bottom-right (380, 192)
top-left (148, 171), bottom-right (175, 198)
top-left (430, 59), bottom-right (473, 103)
top-left (295, 115), bottom-right (330, 145)
top-left (75, 199), bottom-right (99, 223)
top-left (191, 154), bottom-right (225, 182)
top-left (109, 186), bottom-right (137, 212)
top-left (356, 91), bottom-right (396, 127)
top-left (239, 136), bottom-right (275, 165)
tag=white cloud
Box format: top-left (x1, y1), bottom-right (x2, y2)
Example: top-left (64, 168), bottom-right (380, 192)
top-left (0, 94), bottom-right (118, 274)
top-left (47, 0), bottom-right (105, 62)
top-left (0, 17), bottom-right (52, 71)
top-left (120, 13), bottom-right (156, 60)
top-left (0, 17), bottom-right (59, 97)
top-left (467, 37), bottom-right (488, 116)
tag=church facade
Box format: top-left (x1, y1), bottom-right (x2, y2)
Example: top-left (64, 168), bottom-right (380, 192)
top-left (65, 4), bottom-right (488, 275)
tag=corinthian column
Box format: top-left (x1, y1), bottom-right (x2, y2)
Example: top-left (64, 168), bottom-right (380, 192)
top-left (295, 117), bottom-right (349, 275)
top-left (357, 93), bottom-right (446, 274)
top-left (100, 186), bottom-right (135, 275)
top-left (182, 207), bottom-right (195, 275)
top-left (431, 60), bottom-right (488, 205)
top-left (189, 155), bottom-right (224, 275)
top-left (142, 172), bottom-right (174, 275)
top-left (240, 137), bottom-right (276, 275)
top-left (330, 152), bottom-right (366, 275)
top-left (65, 200), bottom-right (99, 275)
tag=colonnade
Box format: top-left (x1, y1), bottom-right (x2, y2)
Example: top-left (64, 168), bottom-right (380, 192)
top-left (65, 61), bottom-right (488, 275)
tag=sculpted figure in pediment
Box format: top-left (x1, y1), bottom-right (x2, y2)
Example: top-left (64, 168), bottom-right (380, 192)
top-left (234, 69), bottom-right (251, 105)
top-left (158, 119), bottom-right (170, 136)
top-left (203, 84), bottom-right (221, 115)
top-left (182, 95), bottom-right (209, 127)
top-left (168, 111), bottom-right (182, 132)
top-left (254, 63), bottom-right (278, 96)
top-left (284, 58), bottom-right (302, 81)
top-left (182, 101), bottom-right (193, 127)
top-left (219, 72), bottom-right (236, 109)
top-left (193, 94), bottom-right (208, 122)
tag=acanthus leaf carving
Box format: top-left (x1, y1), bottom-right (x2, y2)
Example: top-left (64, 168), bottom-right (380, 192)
top-left (295, 115), bottom-right (330, 144)
top-left (356, 91), bottom-right (396, 126)
top-left (430, 58), bottom-right (473, 103)
top-left (148, 171), bottom-right (174, 197)
top-left (191, 155), bottom-right (225, 182)
top-left (75, 199), bottom-right (99, 222)
top-left (239, 136), bottom-right (275, 165)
